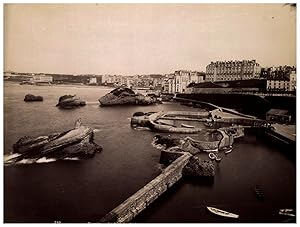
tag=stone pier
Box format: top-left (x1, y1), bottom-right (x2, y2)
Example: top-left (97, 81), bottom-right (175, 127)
top-left (99, 152), bottom-right (192, 223)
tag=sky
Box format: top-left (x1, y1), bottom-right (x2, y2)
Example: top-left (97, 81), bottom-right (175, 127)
top-left (4, 4), bottom-right (296, 75)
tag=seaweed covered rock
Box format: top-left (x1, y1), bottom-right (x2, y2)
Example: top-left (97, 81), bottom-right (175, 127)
top-left (56, 95), bottom-right (86, 108)
top-left (98, 87), bottom-right (155, 106)
top-left (5, 119), bottom-right (102, 165)
top-left (183, 156), bottom-right (215, 177)
top-left (153, 134), bottom-right (182, 149)
top-left (24, 94), bottom-right (43, 102)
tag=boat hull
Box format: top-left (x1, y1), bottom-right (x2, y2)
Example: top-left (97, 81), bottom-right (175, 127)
top-left (207, 206), bottom-right (239, 219)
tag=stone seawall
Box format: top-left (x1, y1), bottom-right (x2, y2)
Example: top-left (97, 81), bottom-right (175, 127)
top-left (99, 152), bottom-right (192, 223)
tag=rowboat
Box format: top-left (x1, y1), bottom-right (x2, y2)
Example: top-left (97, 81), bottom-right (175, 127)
top-left (181, 123), bottom-right (195, 128)
top-left (207, 206), bottom-right (239, 219)
top-left (254, 185), bottom-right (264, 201)
top-left (279, 209), bottom-right (295, 217)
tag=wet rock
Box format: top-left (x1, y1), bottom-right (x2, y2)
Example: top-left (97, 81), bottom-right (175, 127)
top-left (181, 139), bottom-right (201, 155)
top-left (5, 119), bottom-right (102, 165)
top-left (183, 156), bottom-right (215, 177)
top-left (56, 95), bottom-right (86, 108)
top-left (99, 87), bottom-right (155, 106)
top-left (24, 94), bottom-right (43, 102)
top-left (153, 135), bottom-right (181, 149)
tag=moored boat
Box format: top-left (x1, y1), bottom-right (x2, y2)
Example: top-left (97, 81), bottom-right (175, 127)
top-left (207, 206), bottom-right (239, 219)
top-left (254, 185), bottom-right (264, 200)
top-left (279, 209), bottom-right (295, 217)
top-left (181, 123), bottom-right (195, 128)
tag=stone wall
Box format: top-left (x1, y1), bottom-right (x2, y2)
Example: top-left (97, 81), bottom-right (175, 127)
top-left (99, 152), bottom-right (192, 223)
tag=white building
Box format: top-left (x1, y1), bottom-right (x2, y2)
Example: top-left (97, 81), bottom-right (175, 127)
top-left (163, 70), bottom-right (205, 94)
top-left (89, 77), bottom-right (97, 84)
top-left (30, 74), bottom-right (53, 83)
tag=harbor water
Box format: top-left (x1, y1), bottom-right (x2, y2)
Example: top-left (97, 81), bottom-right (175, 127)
top-left (4, 82), bottom-right (296, 223)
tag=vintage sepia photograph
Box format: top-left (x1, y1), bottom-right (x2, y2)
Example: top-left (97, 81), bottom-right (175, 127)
top-left (3, 2), bottom-right (296, 223)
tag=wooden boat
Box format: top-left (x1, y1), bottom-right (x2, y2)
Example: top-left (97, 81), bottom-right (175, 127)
top-left (279, 209), bottom-right (295, 217)
top-left (181, 123), bottom-right (195, 128)
top-left (254, 185), bottom-right (264, 200)
top-left (207, 206), bottom-right (239, 219)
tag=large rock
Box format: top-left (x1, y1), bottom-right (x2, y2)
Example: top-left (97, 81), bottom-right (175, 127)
top-left (99, 87), bottom-right (155, 106)
top-left (5, 119), bottom-right (102, 165)
top-left (24, 94), bottom-right (43, 102)
top-left (56, 95), bottom-right (86, 108)
top-left (183, 156), bottom-right (215, 177)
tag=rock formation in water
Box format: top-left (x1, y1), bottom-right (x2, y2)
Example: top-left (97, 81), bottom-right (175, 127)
top-left (5, 119), bottom-right (102, 165)
top-left (98, 87), bottom-right (155, 106)
top-left (24, 94), bottom-right (43, 102)
top-left (183, 156), bottom-right (215, 177)
top-left (56, 95), bottom-right (86, 108)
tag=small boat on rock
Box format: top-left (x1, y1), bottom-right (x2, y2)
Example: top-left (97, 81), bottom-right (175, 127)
top-left (207, 206), bottom-right (239, 219)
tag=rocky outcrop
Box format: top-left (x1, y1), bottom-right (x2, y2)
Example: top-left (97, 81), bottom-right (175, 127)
top-left (56, 95), bottom-right (86, 108)
top-left (24, 94), bottom-right (43, 102)
top-left (99, 87), bottom-right (155, 106)
top-left (5, 119), bottom-right (102, 165)
top-left (183, 156), bottom-right (215, 177)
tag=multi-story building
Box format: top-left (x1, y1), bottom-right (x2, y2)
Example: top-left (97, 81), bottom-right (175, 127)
top-left (289, 70), bottom-right (296, 91)
top-left (162, 70), bottom-right (205, 94)
top-left (206, 60), bottom-right (261, 82)
top-left (265, 66), bottom-right (296, 92)
top-left (266, 77), bottom-right (290, 91)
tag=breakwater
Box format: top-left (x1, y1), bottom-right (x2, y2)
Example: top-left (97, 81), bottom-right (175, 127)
top-left (175, 93), bottom-right (296, 119)
top-left (100, 152), bottom-right (192, 223)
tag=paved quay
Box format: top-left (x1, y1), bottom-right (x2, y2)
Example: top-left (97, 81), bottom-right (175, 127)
top-left (271, 123), bottom-right (296, 143)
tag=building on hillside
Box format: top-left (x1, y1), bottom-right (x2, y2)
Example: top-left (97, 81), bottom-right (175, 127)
top-left (206, 60), bottom-right (261, 82)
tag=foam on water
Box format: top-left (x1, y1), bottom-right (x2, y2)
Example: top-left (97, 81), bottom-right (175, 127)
top-left (36, 157), bottom-right (57, 163)
top-left (64, 157), bottom-right (80, 161)
top-left (93, 129), bottom-right (102, 133)
top-left (17, 159), bottom-right (36, 164)
top-left (151, 139), bottom-right (166, 150)
top-left (133, 127), bottom-right (151, 131)
top-left (4, 153), bottom-right (21, 162)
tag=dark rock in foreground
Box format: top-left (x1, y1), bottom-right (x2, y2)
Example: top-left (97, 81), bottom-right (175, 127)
top-left (183, 156), bottom-right (215, 177)
top-left (24, 94), bottom-right (43, 102)
top-left (99, 87), bottom-right (155, 106)
top-left (5, 119), bottom-right (102, 165)
top-left (56, 95), bottom-right (86, 108)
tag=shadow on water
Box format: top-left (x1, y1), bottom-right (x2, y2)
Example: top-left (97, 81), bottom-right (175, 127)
top-left (133, 177), bottom-right (215, 223)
